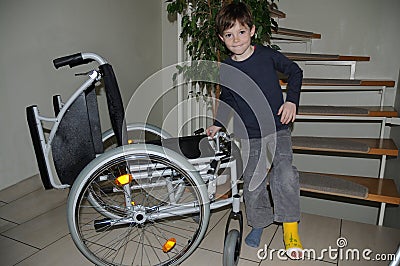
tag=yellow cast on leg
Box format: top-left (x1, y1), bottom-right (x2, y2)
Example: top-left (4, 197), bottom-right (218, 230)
top-left (283, 222), bottom-right (303, 260)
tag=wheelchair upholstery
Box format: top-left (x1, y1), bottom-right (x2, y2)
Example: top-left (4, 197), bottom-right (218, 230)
top-left (52, 86), bottom-right (103, 186)
top-left (147, 134), bottom-right (215, 160)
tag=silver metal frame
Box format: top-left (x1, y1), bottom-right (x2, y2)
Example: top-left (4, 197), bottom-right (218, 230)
top-left (31, 53), bottom-right (106, 189)
top-left (32, 51), bottom-right (241, 218)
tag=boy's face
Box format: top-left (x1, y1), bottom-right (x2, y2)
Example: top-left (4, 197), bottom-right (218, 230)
top-left (219, 20), bottom-right (255, 59)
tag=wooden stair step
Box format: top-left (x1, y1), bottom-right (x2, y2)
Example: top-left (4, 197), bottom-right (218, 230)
top-left (299, 171), bottom-right (400, 205)
top-left (280, 78), bottom-right (395, 87)
top-left (292, 136), bottom-right (398, 156)
top-left (298, 106), bottom-right (398, 117)
top-left (283, 52), bottom-right (370, 62)
top-left (217, 171), bottom-right (400, 205)
top-left (272, 27), bottom-right (321, 39)
top-left (269, 8), bottom-right (286, 18)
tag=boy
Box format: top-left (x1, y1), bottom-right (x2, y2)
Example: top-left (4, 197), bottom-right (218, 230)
top-left (206, 2), bottom-right (303, 259)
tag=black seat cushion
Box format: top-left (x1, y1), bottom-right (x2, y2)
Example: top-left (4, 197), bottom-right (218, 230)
top-left (147, 134), bottom-right (215, 159)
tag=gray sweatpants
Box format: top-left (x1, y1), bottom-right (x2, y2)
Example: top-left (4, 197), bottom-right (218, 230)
top-left (240, 128), bottom-right (300, 228)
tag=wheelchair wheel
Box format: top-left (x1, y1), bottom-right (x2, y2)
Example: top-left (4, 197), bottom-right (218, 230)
top-left (67, 144), bottom-right (210, 266)
top-left (87, 123), bottom-right (173, 218)
top-left (102, 122), bottom-right (172, 150)
top-left (223, 229), bottom-right (240, 266)
top-left (67, 144), bottom-right (210, 265)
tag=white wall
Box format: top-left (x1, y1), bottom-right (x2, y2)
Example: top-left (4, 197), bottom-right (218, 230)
top-left (276, 0), bottom-right (400, 225)
top-left (161, 2), bottom-right (180, 136)
top-left (0, 0), bottom-right (163, 190)
top-left (277, 0), bottom-right (400, 79)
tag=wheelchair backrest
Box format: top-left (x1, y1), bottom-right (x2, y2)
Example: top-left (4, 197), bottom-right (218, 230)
top-left (52, 64), bottom-right (126, 186)
top-left (51, 85), bottom-right (103, 185)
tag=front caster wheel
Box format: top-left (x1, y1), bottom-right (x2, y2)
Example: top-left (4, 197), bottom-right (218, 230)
top-left (223, 229), bottom-right (241, 266)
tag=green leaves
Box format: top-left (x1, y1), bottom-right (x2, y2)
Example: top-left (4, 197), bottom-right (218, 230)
top-left (167, 0), bottom-right (279, 62)
top-left (166, 0), bottom-right (188, 14)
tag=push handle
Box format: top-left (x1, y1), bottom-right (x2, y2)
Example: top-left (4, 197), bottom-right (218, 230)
top-left (53, 53), bottom-right (93, 69)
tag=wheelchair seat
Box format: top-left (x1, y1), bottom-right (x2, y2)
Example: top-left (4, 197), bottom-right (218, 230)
top-left (147, 134), bottom-right (215, 160)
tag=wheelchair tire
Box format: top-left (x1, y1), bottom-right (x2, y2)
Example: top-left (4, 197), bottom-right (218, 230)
top-left (223, 229), bottom-right (241, 266)
top-left (102, 122), bottom-right (172, 150)
top-left (67, 144), bottom-right (210, 266)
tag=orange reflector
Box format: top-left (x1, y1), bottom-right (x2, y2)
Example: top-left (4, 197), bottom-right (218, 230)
top-left (162, 238), bottom-right (176, 253)
top-left (114, 174), bottom-right (133, 186)
top-left (128, 139), bottom-right (134, 144)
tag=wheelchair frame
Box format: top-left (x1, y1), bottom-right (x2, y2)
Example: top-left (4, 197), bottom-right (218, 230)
top-left (26, 52), bottom-right (243, 266)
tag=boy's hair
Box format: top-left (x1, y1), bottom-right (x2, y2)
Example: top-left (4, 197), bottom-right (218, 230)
top-left (215, 2), bottom-right (254, 36)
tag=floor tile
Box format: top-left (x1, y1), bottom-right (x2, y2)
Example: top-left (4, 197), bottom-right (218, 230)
top-left (182, 247), bottom-right (223, 265)
top-left (0, 217), bottom-right (18, 233)
top-left (269, 212), bottom-right (341, 263)
top-left (199, 205), bottom-right (231, 252)
top-left (15, 234), bottom-right (92, 266)
top-left (200, 203), bottom-right (279, 263)
top-left (0, 235), bottom-right (38, 266)
top-left (236, 257), bottom-right (261, 266)
top-left (338, 219), bottom-right (400, 265)
top-left (0, 175), bottom-right (42, 203)
top-left (204, 205), bottom-right (230, 237)
top-left (2, 204), bottom-right (69, 249)
top-left (184, 245), bottom-right (260, 266)
top-left (0, 188), bottom-right (68, 224)
top-left (259, 255), bottom-right (336, 265)
top-left (1, 176), bottom-right (398, 266)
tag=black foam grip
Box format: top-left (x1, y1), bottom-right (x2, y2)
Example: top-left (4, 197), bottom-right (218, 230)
top-left (53, 53), bottom-right (92, 69)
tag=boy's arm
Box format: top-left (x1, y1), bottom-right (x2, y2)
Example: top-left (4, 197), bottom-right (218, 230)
top-left (272, 50), bottom-right (303, 107)
top-left (212, 86), bottom-right (235, 132)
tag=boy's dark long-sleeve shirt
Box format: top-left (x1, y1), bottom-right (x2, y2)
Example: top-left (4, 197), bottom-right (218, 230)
top-left (214, 45), bottom-right (303, 138)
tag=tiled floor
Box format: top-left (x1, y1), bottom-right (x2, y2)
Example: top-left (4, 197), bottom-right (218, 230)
top-left (0, 174), bottom-right (399, 266)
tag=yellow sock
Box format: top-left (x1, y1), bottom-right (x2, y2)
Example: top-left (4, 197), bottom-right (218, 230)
top-left (283, 222), bottom-right (303, 259)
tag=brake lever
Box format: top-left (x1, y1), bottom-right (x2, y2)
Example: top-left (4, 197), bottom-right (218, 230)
top-left (74, 70), bottom-right (94, 76)
top-left (194, 128), bottom-right (204, 135)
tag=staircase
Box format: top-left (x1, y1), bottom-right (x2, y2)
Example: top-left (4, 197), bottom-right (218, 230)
top-left (270, 8), bottom-right (400, 225)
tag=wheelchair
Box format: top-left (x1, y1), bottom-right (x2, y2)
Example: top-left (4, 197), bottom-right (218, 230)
top-left (26, 52), bottom-right (244, 266)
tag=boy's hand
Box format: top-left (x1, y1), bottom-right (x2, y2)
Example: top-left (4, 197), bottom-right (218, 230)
top-left (278, 101), bottom-right (297, 124)
top-left (206, 125), bottom-right (222, 138)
